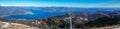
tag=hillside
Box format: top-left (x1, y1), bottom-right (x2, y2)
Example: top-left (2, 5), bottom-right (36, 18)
top-left (0, 7), bottom-right (33, 17)
top-left (95, 25), bottom-right (120, 29)
top-left (0, 21), bottom-right (40, 29)
top-left (0, 7), bottom-right (120, 29)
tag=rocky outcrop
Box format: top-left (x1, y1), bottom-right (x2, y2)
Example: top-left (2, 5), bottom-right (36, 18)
top-left (0, 21), bottom-right (40, 29)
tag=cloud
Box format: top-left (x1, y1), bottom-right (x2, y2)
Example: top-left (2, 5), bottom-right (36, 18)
top-left (24, 11), bottom-right (34, 14)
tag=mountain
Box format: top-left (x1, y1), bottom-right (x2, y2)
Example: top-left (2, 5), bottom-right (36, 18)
top-left (0, 6), bottom-right (33, 17)
top-left (1, 7), bottom-right (120, 29)
top-left (2, 7), bottom-right (120, 20)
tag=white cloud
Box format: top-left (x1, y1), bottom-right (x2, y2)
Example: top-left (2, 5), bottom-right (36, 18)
top-left (24, 11), bottom-right (34, 14)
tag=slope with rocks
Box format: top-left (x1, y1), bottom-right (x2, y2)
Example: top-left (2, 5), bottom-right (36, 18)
top-left (0, 21), bottom-right (40, 29)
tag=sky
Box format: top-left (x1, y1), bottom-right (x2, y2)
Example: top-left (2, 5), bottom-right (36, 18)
top-left (0, 0), bottom-right (120, 7)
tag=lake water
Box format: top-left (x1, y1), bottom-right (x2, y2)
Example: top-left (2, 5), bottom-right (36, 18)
top-left (4, 7), bottom-right (67, 20)
top-left (4, 7), bottom-right (119, 20)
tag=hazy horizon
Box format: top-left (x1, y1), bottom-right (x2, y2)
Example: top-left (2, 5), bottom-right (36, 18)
top-left (0, 0), bottom-right (120, 8)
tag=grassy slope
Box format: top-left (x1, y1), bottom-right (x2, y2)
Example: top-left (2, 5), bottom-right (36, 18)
top-left (95, 25), bottom-right (120, 29)
top-left (0, 21), bottom-right (40, 29)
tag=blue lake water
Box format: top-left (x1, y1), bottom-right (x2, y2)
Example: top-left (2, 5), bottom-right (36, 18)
top-left (4, 8), bottom-right (119, 20)
top-left (4, 8), bottom-right (67, 20)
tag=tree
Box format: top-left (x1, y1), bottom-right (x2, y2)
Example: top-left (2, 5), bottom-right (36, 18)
top-left (85, 15), bottom-right (120, 27)
top-left (46, 18), bottom-right (57, 29)
top-left (0, 17), bottom-right (8, 22)
top-left (75, 24), bottom-right (84, 28)
top-left (58, 20), bottom-right (69, 28)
